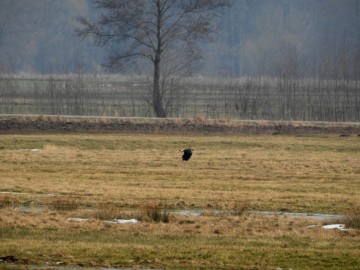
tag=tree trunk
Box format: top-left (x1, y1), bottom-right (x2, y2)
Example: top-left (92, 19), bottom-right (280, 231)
top-left (152, 0), bottom-right (166, 118)
top-left (153, 55), bottom-right (166, 117)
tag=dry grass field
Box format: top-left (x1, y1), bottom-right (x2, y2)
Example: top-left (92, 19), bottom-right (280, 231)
top-left (0, 132), bottom-right (359, 269)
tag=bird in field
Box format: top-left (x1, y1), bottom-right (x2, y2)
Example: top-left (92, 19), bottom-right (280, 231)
top-left (180, 148), bottom-right (193, 161)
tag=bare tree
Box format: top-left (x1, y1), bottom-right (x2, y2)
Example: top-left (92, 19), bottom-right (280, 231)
top-left (77, 0), bottom-right (231, 117)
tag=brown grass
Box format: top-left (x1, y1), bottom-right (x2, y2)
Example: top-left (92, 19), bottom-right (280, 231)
top-left (47, 196), bottom-right (81, 211)
top-left (0, 132), bottom-right (359, 269)
top-left (0, 133), bottom-right (359, 213)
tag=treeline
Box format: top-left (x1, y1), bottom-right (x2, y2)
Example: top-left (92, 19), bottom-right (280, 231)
top-left (1, 0), bottom-right (359, 78)
top-left (0, 74), bottom-right (358, 122)
top-left (202, 0), bottom-right (360, 77)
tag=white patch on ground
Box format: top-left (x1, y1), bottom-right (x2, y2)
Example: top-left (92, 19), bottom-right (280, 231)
top-left (105, 219), bottom-right (138, 224)
top-left (67, 217), bottom-right (139, 224)
top-left (67, 218), bottom-right (89, 222)
top-left (307, 224), bottom-right (348, 231)
top-left (322, 224), bottom-right (347, 231)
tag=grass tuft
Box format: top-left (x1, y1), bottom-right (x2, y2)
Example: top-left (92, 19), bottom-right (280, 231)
top-left (231, 201), bottom-right (249, 216)
top-left (0, 195), bottom-right (18, 208)
top-left (91, 203), bottom-right (131, 220)
top-left (343, 206), bottom-right (360, 229)
top-left (141, 202), bottom-right (171, 223)
top-left (48, 196), bottom-right (81, 211)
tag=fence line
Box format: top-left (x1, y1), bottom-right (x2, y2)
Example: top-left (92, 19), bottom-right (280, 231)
top-left (0, 75), bottom-right (359, 122)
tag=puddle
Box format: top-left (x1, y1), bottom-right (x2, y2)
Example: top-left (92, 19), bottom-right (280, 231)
top-left (172, 210), bottom-right (203, 216)
top-left (248, 211), bottom-right (343, 220)
top-left (173, 210), bottom-right (343, 220)
top-left (9, 205), bottom-right (345, 221)
top-left (18, 205), bottom-right (45, 213)
top-left (0, 263), bottom-right (148, 270)
top-left (0, 192), bottom-right (59, 197)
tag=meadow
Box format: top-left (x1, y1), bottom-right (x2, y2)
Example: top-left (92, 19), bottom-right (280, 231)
top-left (0, 132), bottom-right (360, 269)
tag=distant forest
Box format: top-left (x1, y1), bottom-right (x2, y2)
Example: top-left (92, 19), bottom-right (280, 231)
top-left (0, 0), bottom-right (359, 79)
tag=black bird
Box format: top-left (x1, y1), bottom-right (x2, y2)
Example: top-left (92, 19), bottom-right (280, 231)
top-left (180, 148), bottom-right (193, 161)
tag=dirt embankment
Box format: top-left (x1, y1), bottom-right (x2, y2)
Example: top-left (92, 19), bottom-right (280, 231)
top-left (0, 115), bottom-right (359, 135)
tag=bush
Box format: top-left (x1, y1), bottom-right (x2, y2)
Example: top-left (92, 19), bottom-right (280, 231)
top-left (231, 201), bottom-right (249, 216)
top-left (48, 196), bottom-right (80, 211)
top-left (92, 203), bottom-right (131, 220)
top-left (141, 203), bottom-right (171, 223)
top-left (0, 195), bottom-right (16, 208)
top-left (343, 206), bottom-right (360, 229)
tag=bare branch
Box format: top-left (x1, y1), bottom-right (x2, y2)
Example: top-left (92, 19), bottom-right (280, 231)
top-left (77, 0), bottom-right (231, 117)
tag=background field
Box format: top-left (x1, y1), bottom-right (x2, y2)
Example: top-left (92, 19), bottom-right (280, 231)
top-left (0, 131), bottom-right (359, 269)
